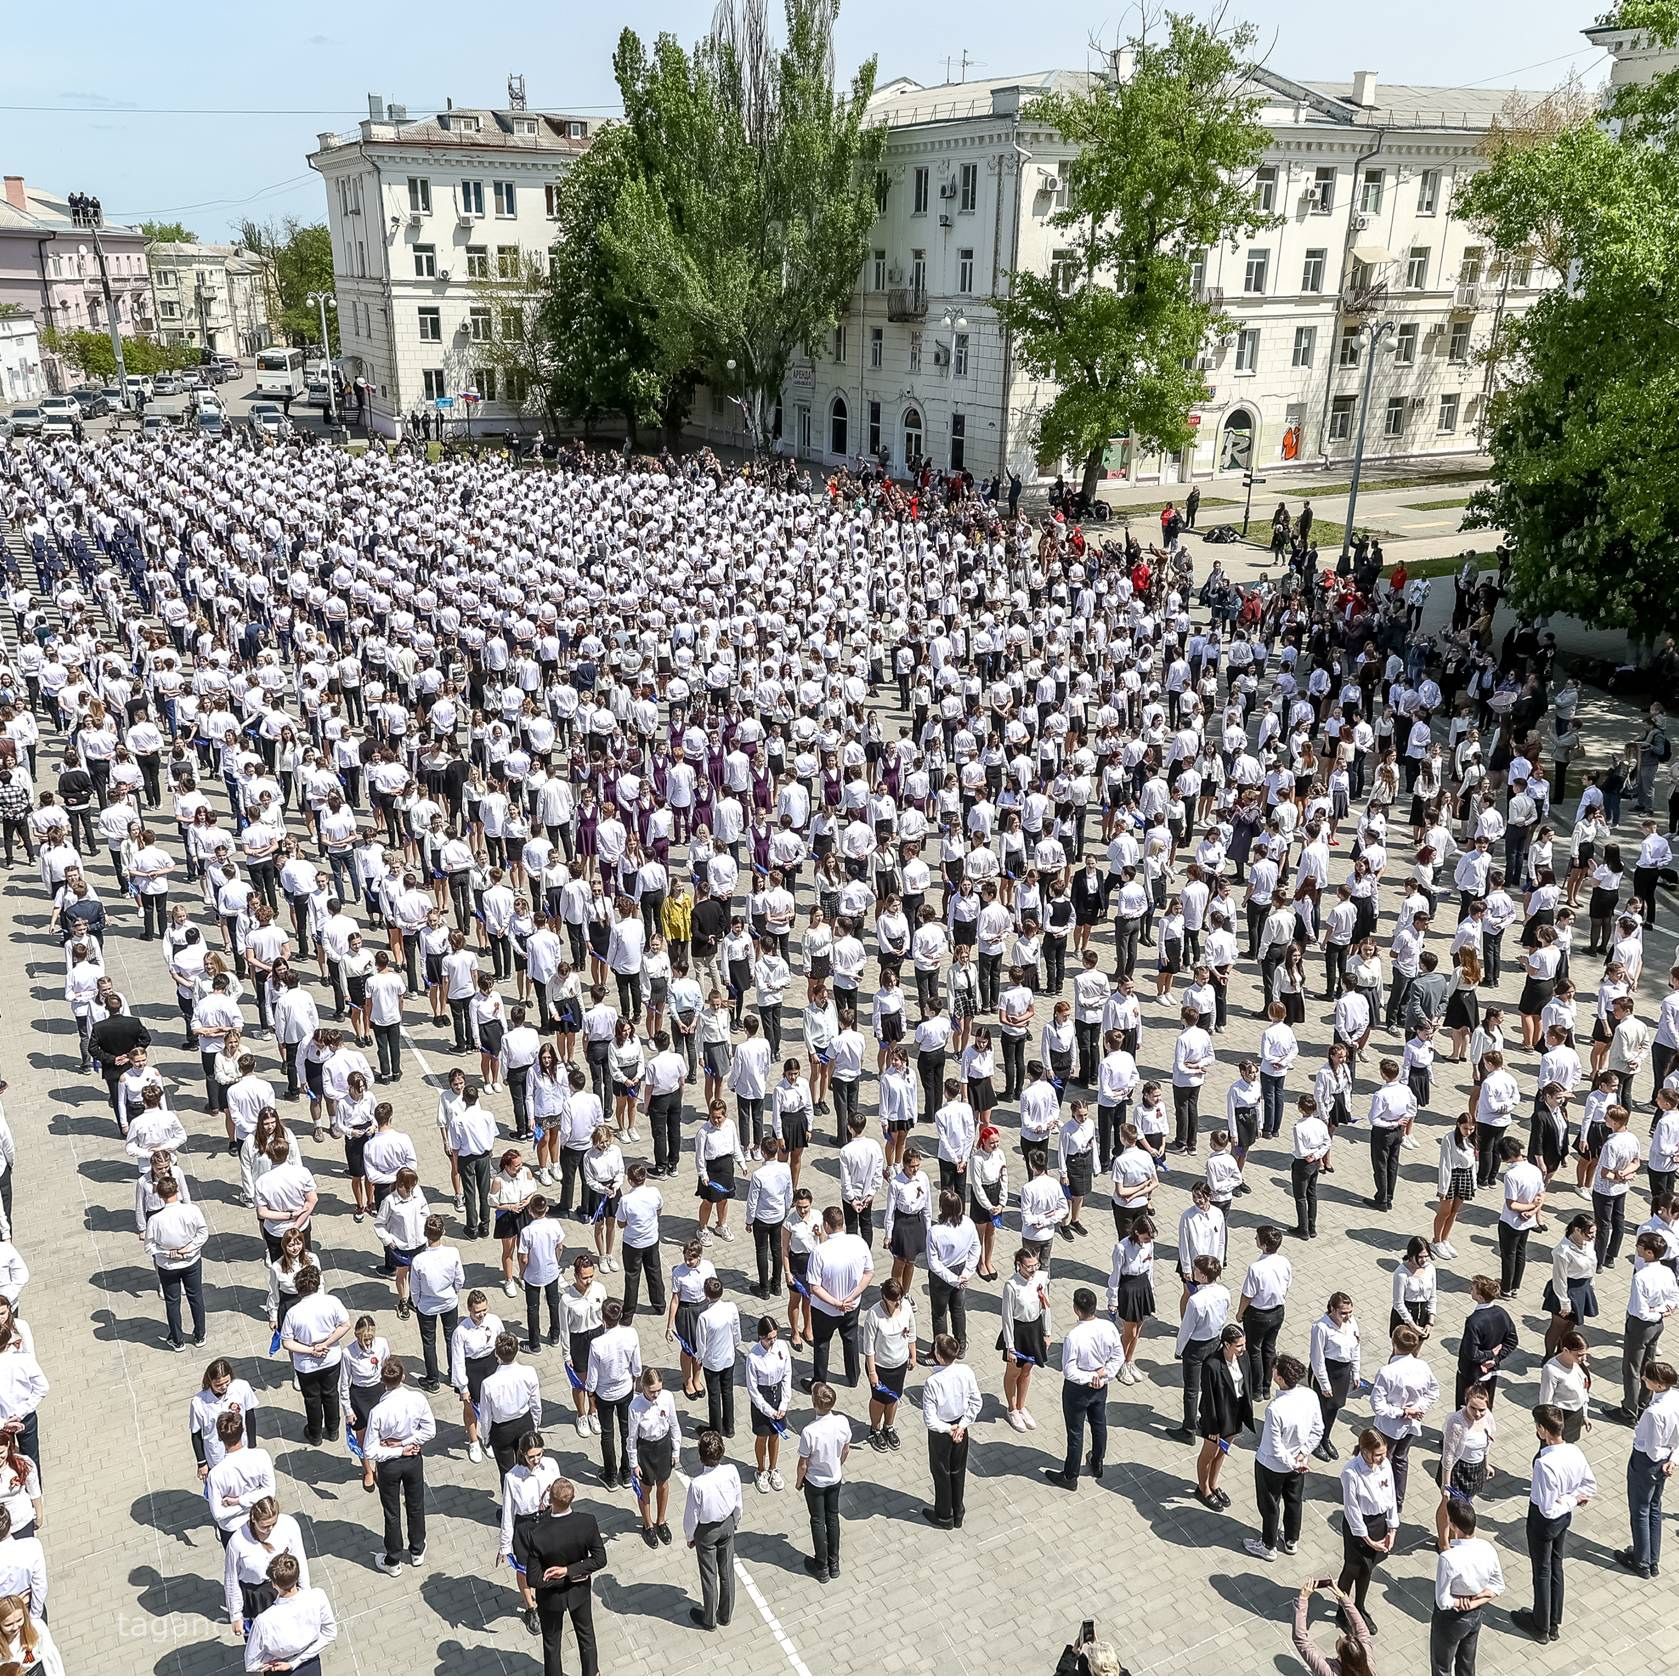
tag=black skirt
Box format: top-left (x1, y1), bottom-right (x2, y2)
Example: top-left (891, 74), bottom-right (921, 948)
top-left (567, 1325), bottom-right (602, 1384)
top-left (967, 1076), bottom-right (996, 1112)
top-left (1065, 1149), bottom-right (1094, 1197)
top-left (1444, 989), bottom-right (1476, 1030)
top-left (464, 1350), bottom-right (497, 1404)
top-left (478, 1019), bottom-right (505, 1056)
top-left (999, 1316), bottom-right (1049, 1364)
top-left (636, 1429), bottom-right (675, 1485)
top-left (698, 1153), bottom-right (735, 1203)
top-left (888, 1210), bottom-right (928, 1262)
top-left (1113, 1274), bottom-right (1155, 1323)
top-left (675, 1298), bottom-right (704, 1352)
top-left (494, 1207), bottom-right (530, 1240)
top-left (1519, 976), bottom-right (1553, 1015)
top-left (1541, 1276), bottom-right (1599, 1321)
top-left (750, 1377), bottom-right (788, 1438)
top-left (781, 1110), bottom-right (810, 1152)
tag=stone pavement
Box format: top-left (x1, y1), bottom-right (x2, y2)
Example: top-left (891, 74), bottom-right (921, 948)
top-left (6, 543), bottom-right (1679, 1676)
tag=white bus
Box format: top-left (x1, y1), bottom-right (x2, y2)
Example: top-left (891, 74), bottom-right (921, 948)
top-left (254, 346), bottom-right (305, 399)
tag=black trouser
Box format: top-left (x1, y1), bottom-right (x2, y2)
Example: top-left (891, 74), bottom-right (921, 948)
top-left (416, 1304), bottom-right (460, 1385)
top-left (648, 1091), bottom-right (681, 1172)
top-left (751, 1220), bottom-right (784, 1296)
top-left (1061, 1379), bottom-right (1106, 1482)
top-left (812, 1307), bottom-right (860, 1387)
top-left (557, 1148), bottom-right (588, 1217)
top-left (1115, 917), bottom-right (1142, 980)
top-left (704, 1365), bottom-right (735, 1436)
top-left (374, 1021), bottom-right (402, 1079)
top-left (449, 996), bottom-right (474, 1051)
top-left (1338, 1525), bottom-right (1384, 1611)
top-left (832, 1078), bottom-right (859, 1144)
top-left (1000, 1036), bottom-right (1025, 1100)
top-left (621, 1241), bottom-right (665, 1320)
top-left (1429, 1606), bottom-right (1484, 1676)
top-left (377, 1453), bottom-right (426, 1562)
top-left (1291, 1159), bottom-right (1320, 1237)
top-left (598, 1392), bottom-right (631, 1477)
top-left (1370, 1127), bottom-right (1402, 1209)
top-left (928, 1274), bottom-right (967, 1352)
top-left (506, 1065), bottom-right (531, 1137)
top-left (938, 1158), bottom-right (967, 1202)
top-left (842, 1204), bottom-right (874, 1247)
top-left (1242, 1305), bottom-right (1284, 1395)
top-left (488, 1415), bottom-right (525, 1480)
top-left (1526, 1505), bottom-right (1570, 1634)
top-left (458, 1152), bottom-right (491, 1234)
top-left (1172, 1085), bottom-right (1200, 1150)
top-left (539, 1593), bottom-right (599, 1677)
top-left (978, 952), bottom-right (1002, 1010)
top-left (804, 1481), bottom-right (842, 1573)
top-left (1181, 1336), bottom-right (1215, 1433)
top-left (1498, 1222), bottom-right (1530, 1296)
top-left (1075, 1021), bottom-right (1100, 1087)
top-left (1474, 1123), bottom-right (1504, 1190)
top-left (927, 1428), bottom-right (970, 1523)
top-left (158, 1261), bottom-right (205, 1345)
top-left (1317, 1359), bottom-right (1354, 1449)
top-left (917, 1051), bottom-right (945, 1122)
top-left (1255, 1461), bottom-right (1305, 1551)
top-left (1593, 1190), bottom-right (1629, 1267)
top-left (525, 1279), bottom-right (560, 1347)
top-left (297, 1366), bottom-right (342, 1442)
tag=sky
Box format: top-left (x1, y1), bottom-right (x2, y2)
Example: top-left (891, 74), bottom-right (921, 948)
top-left (0, 1), bottom-right (1610, 242)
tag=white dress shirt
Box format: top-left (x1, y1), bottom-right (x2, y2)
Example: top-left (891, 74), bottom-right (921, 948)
top-left (1256, 1384), bottom-right (1325, 1473)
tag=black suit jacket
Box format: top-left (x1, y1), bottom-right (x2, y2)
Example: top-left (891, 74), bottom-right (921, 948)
top-left (1198, 1349), bottom-right (1255, 1440)
top-left (513, 1509), bottom-right (607, 1607)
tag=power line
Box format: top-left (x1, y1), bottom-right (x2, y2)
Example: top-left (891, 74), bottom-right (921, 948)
top-left (109, 173), bottom-right (319, 221)
top-left (0, 99), bottom-right (622, 116)
top-left (1457, 47), bottom-right (1608, 90)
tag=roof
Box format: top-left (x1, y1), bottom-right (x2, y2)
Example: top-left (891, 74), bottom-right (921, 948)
top-left (1297, 80), bottom-right (1538, 132)
top-left (314, 108), bottom-right (592, 157)
top-left (865, 69), bottom-right (1094, 128)
top-left (0, 185), bottom-right (144, 239)
top-left (146, 240), bottom-right (271, 271)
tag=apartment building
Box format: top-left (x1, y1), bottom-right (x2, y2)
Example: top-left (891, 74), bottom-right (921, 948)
top-left (149, 242), bottom-right (273, 358)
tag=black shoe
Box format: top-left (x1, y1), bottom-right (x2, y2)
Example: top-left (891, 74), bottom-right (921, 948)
top-left (656, 1522), bottom-right (672, 1545)
top-left (324, 1427), bottom-right (340, 1443)
top-left (1043, 1468), bottom-right (1078, 1490)
top-left (1195, 1490), bottom-right (1219, 1510)
top-left (1511, 1610), bottom-right (1548, 1642)
top-left (546, 1332), bottom-right (562, 1348)
top-left (921, 1506), bottom-right (954, 1528)
top-left (523, 1608), bottom-right (541, 1637)
top-left (1169, 1425), bottom-right (1194, 1440)
top-left (618, 1469), bottom-right (632, 1489)
top-left (1087, 1455), bottom-right (1104, 1480)
top-left (688, 1608), bottom-right (716, 1630)
top-left (1603, 1405), bottom-right (1639, 1425)
top-left (883, 1426), bottom-right (901, 1450)
top-left (868, 1429), bottom-right (888, 1452)
top-left (642, 1526), bottom-right (659, 1549)
top-left (1312, 1442), bottom-right (1335, 1461)
top-left (803, 1557), bottom-right (830, 1582)
top-left (1616, 1548), bottom-right (1652, 1578)
top-left (525, 1341), bottom-right (542, 1356)
top-left (1070, 1220), bottom-right (1089, 1236)
top-left (192, 1331), bottom-right (207, 1347)
top-left (420, 1378), bottom-right (440, 1393)
top-left (1212, 1489), bottom-right (1232, 1510)
top-left (305, 1431), bottom-right (323, 1446)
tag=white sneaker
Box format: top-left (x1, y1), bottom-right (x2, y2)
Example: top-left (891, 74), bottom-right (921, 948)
top-left (1121, 1364), bottom-right (1139, 1385)
top-left (588, 1414), bottom-right (602, 1436)
top-left (717, 1226), bottom-right (735, 1242)
top-left (467, 1441), bottom-right (483, 1463)
top-left (1019, 1408), bottom-right (1037, 1430)
top-left (537, 1167), bottom-right (553, 1184)
top-left (701, 1229), bottom-right (715, 1244)
top-left (375, 1553), bottom-right (404, 1577)
top-left (1007, 1409), bottom-right (1027, 1431)
top-left (1434, 1239), bottom-right (1457, 1260)
top-left (755, 1470), bottom-right (771, 1493)
top-left (502, 1278), bottom-right (517, 1297)
top-left (1401, 1135), bottom-right (1419, 1150)
top-left (768, 1469), bottom-right (785, 1491)
top-left (626, 1127), bottom-right (640, 1142)
top-left (576, 1416), bottom-right (590, 1438)
top-left (1243, 1539), bottom-right (1276, 1562)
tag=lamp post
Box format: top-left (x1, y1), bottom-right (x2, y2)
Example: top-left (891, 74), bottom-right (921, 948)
top-left (1340, 318), bottom-right (1397, 568)
top-left (306, 291), bottom-right (337, 428)
top-left (939, 308), bottom-right (968, 471)
top-left (723, 356), bottom-right (759, 456)
top-left (68, 192), bottom-right (130, 411)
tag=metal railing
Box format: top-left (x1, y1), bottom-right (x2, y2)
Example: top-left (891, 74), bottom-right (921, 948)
top-left (886, 285), bottom-right (928, 321)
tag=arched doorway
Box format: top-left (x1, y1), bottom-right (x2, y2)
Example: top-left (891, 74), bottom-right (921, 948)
top-left (829, 394), bottom-right (848, 457)
top-left (903, 406), bottom-right (923, 466)
top-left (1220, 407), bottom-right (1255, 472)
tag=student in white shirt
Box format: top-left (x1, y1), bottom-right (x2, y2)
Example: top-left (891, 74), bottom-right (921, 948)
top-left (628, 1366), bottom-right (682, 1547)
top-left (1430, 1500), bottom-right (1504, 1677)
top-left (364, 1356), bottom-right (438, 1574)
top-left (1337, 1428), bottom-right (1399, 1630)
top-left (1244, 1353), bottom-right (1323, 1560)
top-left (795, 1378), bottom-right (852, 1582)
top-left (682, 1427), bottom-right (744, 1630)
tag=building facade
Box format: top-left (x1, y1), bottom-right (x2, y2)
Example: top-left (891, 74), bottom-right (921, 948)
top-left (0, 176), bottom-right (152, 391)
top-left (688, 65), bottom-right (1558, 485)
top-left (308, 92), bottom-right (591, 437)
top-left (0, 315), bottom-right (44, 403)
top-left (149, 242), bottom-right (273, 358)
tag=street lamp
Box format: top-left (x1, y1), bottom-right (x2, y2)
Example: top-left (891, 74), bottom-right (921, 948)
top-left (306, 291), bottom-right (337, 427)
top-left (723, 356), bottom-right (758, 454)
top-left (938, 310), bottom-right (968, 470)
top-left (1341, 318), bottom-right (1397, 567)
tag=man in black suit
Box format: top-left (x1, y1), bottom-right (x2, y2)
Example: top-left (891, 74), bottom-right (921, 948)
top-left (511, 1477), bottom-right (608, 1676)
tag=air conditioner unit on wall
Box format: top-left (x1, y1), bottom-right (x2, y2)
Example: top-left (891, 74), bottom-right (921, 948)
top-left (1040, 173), bottom-right (1062, 194)
top-left (1352, 213), bottom-right (1372, 231)
top-left (939, 180), bottom-right (958, 198)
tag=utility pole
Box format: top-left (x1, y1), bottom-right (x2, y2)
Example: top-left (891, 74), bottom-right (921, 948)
top-left (69, 193), bottom-right (130, 411)
top-left (1341, 319), bottom-right (1397, 567)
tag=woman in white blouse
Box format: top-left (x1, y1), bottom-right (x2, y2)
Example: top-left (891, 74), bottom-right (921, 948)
top-left (528, 1044), bottom-right (568, 1184)
top-left (1308, 1291), bottom-right (1361, 1460)
top-left (1105, 1215), bottom-right (1155, 1378)
top-left (628, 1365), bottom-right (681, 1547)
top-left (1337, 1429), bottom-right (1399, 1632)
top-left (1541, 1212), bottom-right (1599, 1358)
top-left (337, 1315), bottom-right (390, 1491)
top-left (999, 1248), bottom-right (1050, 1431)
top-left (1434, 1381), bottom-right (1496, 1550)
top-left (883, 1147), bottom-right (932, 1293)
top-left (665, 1238), bottom-right (717, 1400)
top-left (583, 1126), bottom-right (626, 1272)
top-left (745, 1316), bottom-right (793, 1492)
top-left (1538, 1330), bottom-right (1591, 1443)
top-left (1389, 1237), bottom-right (1437, 1337)
top-left (862, 1278), bottom-right (917, 1449)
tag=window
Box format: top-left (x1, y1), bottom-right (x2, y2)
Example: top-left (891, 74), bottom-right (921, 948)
top-left (413, 244), bottom-right (437, 278)
top-left (407, 176), bottom-right (431, 214)
top-left (829, 394), bottom-right (848, 455)
top-left (869, 326), bottom-right (883, 369)
top-left (548, 246), bottom-right (562, 279)
top-left (832, 323), bottom-right (847, 364)
top-left (873, 171), bottom-right (889, 214)
top-left (1437, 392), bottom-right (1460, 433)
top-left (468, 305), bottom-right (493, 342)
top-left (1461, 246), bottom-right (1485, 286)
top-left (1301, 249), bottom-right (1326, 293)
top-left (160, 300), bottom-right (179, 320)
top-left (460, 179), bottom-right (485, 217)
top-left (1311, 166), bottom-right (1336, 213)
top-left (565, 121), bottom-right (586, 140)
top-left (957, 248), bottom-right (974, 293)
top-left (1339, 328), bottom-right (1361, 368)
top-left (1448, 320), bottom-right (1471, 363)
top-left (1384, 395), bottom-right (1407, 438)
top-left (1291, 325), bottom-right (1316, 368)
top-left (417, 306), bottom-right (441, 342)
top-left (1508, 251), bottom-right (1534, 287)
top-left (1189, 251), bottom-right (1206, 296)
top-left (868, 399), bottom-right (881, 456)
top-left (1234, 327), bottom-right (1260, 373)
top-left (545, 183), bottom-right (564, 219)
top-left (465, 246), bottom-right (489, 279)
top-left (1359, 169), bottom-right (1384, 214)
top-left (910, 249), bottom-right (926, 294)
top-left (1243, 248), bottom-right (1269, 294)
top-left (1328, 394), bottom-right (1356, 441)
top-left (422, 369), bottom-right (446, 400)
top-left (356, 241), bottom-right (366, 278)
top-left (908, 332), bottom-right (922, 374)
top-left (500, 307), bottom-right (521, 339)
top-left (872, 249), bottom-right (886, 291)
top-left (493, 181), bottom-right (517, 217)
top-left (1417, 169), bottom-right (1440, 215)
top-left (954, 331), bottom-right (969, 377)
top-left (1392, 323), bottom-right (1418, 366)
top-left (950, 410), bottom-right (966, 471)
top-left (453, 115), bottom-right (481, 133)
top-left (1254, 165), bottom-right (1277, 213)
top-left (497, 245), bottom-right (520, 278)
top-left (514, 117), bottom-right (538, 137)
top-left (1051, 247), bottom-right (1078, 295)
top-left (473, 367), bottom-right (499, 401)
top-left (959, 162), bottom-right (978, 213)
top-left (1405, 246), bottom-right (1429, 290)
top-left (913, 167), bottom-right (930, 215)
top-left (156, 269), bottom-right (177, 288)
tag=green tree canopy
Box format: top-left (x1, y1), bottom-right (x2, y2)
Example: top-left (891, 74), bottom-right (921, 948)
top-left (996, 9), bottom-right (1273, 495)
top-left (140, 220), bottom-right (197, 243)
top-left (41, 328), bottom-right (199, 380)
top-left (1457, 0), bottom-right (1679, 630)
top-left (235, 217), bottom-right (336, 351)
top-left (606, 0), bottom-right (884, 447)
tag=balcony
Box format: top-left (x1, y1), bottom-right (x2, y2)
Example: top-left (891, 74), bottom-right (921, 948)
top-left (886, 285), bottom-right (927, 322)
top-left (1341, 279), bottom-right (1389, 316)
top-left (1194, 284), bottom-right (1225, 309)
top-left (1452, 280), bottom-right (1484, 310)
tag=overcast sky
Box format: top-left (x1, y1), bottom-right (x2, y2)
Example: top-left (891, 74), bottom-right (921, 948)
top-left (0, 1), bottom-right (1609, 241)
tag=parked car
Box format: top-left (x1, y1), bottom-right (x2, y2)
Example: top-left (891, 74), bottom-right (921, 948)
top-left (193, 389), bottom-right (225, 414)
top-left (39, 397), bottom-right (85, 440)
top-left (99, 384), bottom-right (126, 411)
top-left (151, 375), bottom-right (182, 398)
top-left (248, 402), bottom-right (288, 439)
top-left (180, 369), bottom-right (206, 392)
top-left (212, 358), bottom-right (240, 383)
top-left (196, 408), bottom-right (226, 437)
top-left (304, 379), bottom-right (334, 412)
top-left (6, 406), bottom-right (44, 437)
top-left (140, 411), bottom-right (172, 438)
top-left (67, 384), bottom-right (110, 418)
top-left (124, 374), bottom-right (154, 403)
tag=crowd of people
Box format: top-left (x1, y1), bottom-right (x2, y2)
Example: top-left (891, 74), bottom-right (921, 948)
top-left (0, 423), bottom-right (1676, 1677)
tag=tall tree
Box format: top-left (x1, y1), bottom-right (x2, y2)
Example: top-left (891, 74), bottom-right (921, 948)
top-left (607, 0), bottom-right (884, 448)
top-left (139, 220), bottom-right (197, 243)
top-left (996, 8), bottom-right (1273, 497)
top-left (1456, 0), bottom-right (1679, 631)
top-left (235, 217), bottom-right (336, 350)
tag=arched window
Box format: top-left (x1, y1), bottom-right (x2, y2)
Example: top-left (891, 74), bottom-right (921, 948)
top-left (829, 394), bottom-right (848, 457)
top-left (903, 405), bottom-right (923, 462)
top-left (1220, 406), bottom-right (1255, 472)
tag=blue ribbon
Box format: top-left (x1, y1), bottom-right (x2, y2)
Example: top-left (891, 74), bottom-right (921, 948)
top-left (1008, 1349), bottom-right (1039, 1367)
top-left (533, 1119), bottom-right (544, 1143)
top-left (346, 1431), bottom-right (364, 1463)
top-left (771, 1416), bottom-right (791, 1438)
top-left (590, 1196), bottom-right (609, 1224)
top-left (268, 1328), bottom-right (283, 1355)
top-left (505, 1550), bottom-right (527, 1577)
top-left (673, 1331), bottom-right (699, 1361)
top-left (564, 1362), bottom-right (585, 1391)
top-left (872, 1382), bottom-right (901, 1402)
top-left (1217, 1436), bottom-right (1232, 1456)
top-left (706, 1179), bottom-right (732, 1198)
top-left (630, 1468), bottom-right (644, 1502)
top-left (789, 1275), bottom-right (811, 1299)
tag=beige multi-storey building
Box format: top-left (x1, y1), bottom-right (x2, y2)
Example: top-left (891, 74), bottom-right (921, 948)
top-left (148, 242), bottom-right (273, 359)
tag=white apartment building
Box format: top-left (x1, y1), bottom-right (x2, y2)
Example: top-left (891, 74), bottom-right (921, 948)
top-left (148, 242), bottom-right (273, 358)
top-left (308, 91), bottom-right (591, 437)
top-left (689, 64), bottom-right (1557, 485)
top-left (0, 315), bottom-right (44, 403)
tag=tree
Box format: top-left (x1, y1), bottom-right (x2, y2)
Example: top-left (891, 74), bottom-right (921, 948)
top-left (996, 8), bottom-right (1274, 498)
top-left (235, 217), bottom-right (336, 351)
top-left (1455, 0), bottom-right (1679, 631)
top-left (140, 220), bottom-right (197, 244)
top-left (39, 328), bottom-right (198, 380)
top-left (606, 0), bottom-right (884, 448)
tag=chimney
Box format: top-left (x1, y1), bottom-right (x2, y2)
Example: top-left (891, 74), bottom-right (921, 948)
top-left (1351, 70), bottom-right (1379, 109)
top-left (388, 103), bottom-right (408, 123)
top-left (368, 92), bottom-right (385, 122)
top-left (1108, 47), bottom-right (1137, 83)
top-left (2, 176), bottom-right (24, 212)
top-left (990, 85), bottom-right (1020, 117)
